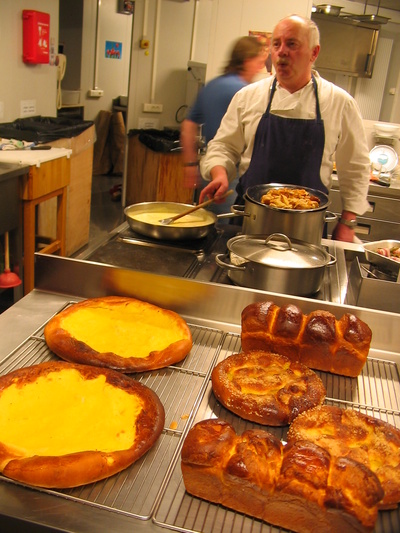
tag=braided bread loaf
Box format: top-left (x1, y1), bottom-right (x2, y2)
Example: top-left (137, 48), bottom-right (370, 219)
top-left (241, 302), bottom-right (372, 377)
top-left (181, 419), bottom-right (383, 533)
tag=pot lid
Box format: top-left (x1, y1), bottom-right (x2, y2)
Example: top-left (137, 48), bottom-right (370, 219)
top-left (370, 145), bottom-right (398, 173)
top-left (227, 233), bottom-right (332, 269)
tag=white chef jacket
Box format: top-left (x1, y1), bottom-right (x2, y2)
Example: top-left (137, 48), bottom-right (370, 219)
top-left (200, 71), bottom-right (371, 215)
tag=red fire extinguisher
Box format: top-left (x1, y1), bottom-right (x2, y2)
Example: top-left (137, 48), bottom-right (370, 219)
top-left (22, 10), bottom-right (50, 65)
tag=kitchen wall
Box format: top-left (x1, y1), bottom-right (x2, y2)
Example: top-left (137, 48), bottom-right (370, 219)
top-left (80, 0), bottom-right (133, 121)
top-left (126, 0), bottom-right (313, 132)
top-left (125, 0), bottom-right (400, 131)
top-left (0, 0), bottom-right (59, 122)
top-left (0, 1), bottom-right (399, 130)
top-left (316, 0), bottom-right (400, 124)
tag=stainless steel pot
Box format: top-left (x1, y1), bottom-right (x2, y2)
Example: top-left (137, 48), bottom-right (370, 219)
top-left (215, 233), bottom-right (336, 296)
top-left (231, 183), bottom-right (336, 245)
top-left (124, 202), bottom-right (218, 240)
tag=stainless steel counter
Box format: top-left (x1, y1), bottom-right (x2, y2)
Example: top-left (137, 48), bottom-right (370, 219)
top-left (0, 254), bottom-right (399, 533)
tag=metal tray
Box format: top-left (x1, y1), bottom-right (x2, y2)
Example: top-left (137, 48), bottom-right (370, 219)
top-left (364, 240), bottom-right (400, 277)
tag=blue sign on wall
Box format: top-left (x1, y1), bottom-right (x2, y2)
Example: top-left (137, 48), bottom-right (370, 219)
top-left (105, 41), bottom-right (122, 59)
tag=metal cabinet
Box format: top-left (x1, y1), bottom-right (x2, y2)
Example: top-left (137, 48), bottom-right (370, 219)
top-left (327, 186), bottom-right (400, 242)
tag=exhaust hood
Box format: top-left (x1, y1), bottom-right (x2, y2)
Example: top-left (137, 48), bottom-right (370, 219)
top-left (312, 13), bottom-right (380, 77)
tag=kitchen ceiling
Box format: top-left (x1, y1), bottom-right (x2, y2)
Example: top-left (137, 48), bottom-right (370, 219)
top-left (348, 0), bottom-right (400, 11)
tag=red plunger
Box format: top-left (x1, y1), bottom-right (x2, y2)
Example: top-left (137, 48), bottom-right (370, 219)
top-left (0, 232), bottom-right (22, 288)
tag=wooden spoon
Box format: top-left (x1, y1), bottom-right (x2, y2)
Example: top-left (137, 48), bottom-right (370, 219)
top-left (159, 190), bottom-right (234, 225)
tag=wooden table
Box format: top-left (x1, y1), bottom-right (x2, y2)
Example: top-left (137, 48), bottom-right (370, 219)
top-left (0, 149), bottom-right (71, 294)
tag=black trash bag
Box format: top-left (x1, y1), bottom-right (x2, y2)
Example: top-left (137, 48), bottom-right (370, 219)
top-left (0, 116), bottom-right (94, 143)
top-left (130, 128), bottom-right (180, 153)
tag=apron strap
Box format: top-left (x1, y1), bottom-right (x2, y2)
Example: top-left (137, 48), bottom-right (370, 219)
top-left (266, 75), bottom-right (321, 120)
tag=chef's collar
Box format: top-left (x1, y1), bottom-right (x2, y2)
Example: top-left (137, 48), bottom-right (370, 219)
top-left (274, 70), bottom-right (317, 93)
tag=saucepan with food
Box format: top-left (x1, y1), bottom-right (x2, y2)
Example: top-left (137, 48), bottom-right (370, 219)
top-left (215, 233), bottom-right (336, 295)
top-left (230, 183), bottom-right (336, 244)
top-left (124, 201), bottom-right (223, 240)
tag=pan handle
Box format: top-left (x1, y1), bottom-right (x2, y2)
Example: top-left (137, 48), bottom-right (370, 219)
top-left (215, 253), bottom-right (246, 271)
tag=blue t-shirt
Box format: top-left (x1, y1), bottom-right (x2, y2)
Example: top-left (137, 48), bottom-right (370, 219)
top-left (187, 73), bottom-right (247, 144)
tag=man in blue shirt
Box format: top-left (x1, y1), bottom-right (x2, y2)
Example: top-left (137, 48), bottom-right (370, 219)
top-left (180, 36), bottom-right (266, 212)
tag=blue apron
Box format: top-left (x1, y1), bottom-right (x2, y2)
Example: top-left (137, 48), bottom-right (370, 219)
top-left (236, 75), bottom-right (326, 199)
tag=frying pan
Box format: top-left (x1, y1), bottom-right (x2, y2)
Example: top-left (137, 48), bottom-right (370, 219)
top-left (124, 202), bottom-right (223, 241)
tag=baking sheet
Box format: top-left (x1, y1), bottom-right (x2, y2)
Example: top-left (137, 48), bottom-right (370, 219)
top-left (154, 333), bottom-right (400, 533)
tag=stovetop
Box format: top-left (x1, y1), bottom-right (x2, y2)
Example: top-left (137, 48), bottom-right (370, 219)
top-left (77, 222), bottom-right (341, 301)
top-left (75, 221), bottom-right (399, 311)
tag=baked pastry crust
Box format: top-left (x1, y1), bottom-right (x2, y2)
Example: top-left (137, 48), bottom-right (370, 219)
top-left (181, 418), bottom-right (383, 533)
top-left (241, 301), bottom-right (372, 377)
top-left (44, 296), bottom-right (193, 372)
top-left (0, 361), bottom-right (165, 488)
top-left (211, 351), bottom-right (326, 426)
top-left (287, 405), bottom-right (400, 509)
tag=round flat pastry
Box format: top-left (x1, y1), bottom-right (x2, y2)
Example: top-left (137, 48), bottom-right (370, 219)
top-left (287, 405), bottom-right (400, 509)
top-left (44, 296), bottom-right (193, 372)
top-left (211, 351), bottom-right (326, 426)
top-left (0, 361), bottom-right (165, 488)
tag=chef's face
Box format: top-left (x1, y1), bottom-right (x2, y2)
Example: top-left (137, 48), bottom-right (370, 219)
top-left (271, 16), bottom-right (320, 93)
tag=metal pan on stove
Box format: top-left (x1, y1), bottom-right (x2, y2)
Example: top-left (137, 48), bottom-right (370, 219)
top-left (124, 202), bottom-right (218, 241)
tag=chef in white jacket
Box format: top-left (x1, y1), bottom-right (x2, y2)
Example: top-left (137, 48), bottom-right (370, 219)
top-left (199, 14), bottom-right (371, 242)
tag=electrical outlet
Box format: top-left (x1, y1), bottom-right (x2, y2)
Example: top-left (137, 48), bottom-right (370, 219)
top-left (21, 99), bottom-right (36, 117)
top-left (143, 103), bottom-right (163, 113)
top-left (88, 89), bottom-right (104, 98)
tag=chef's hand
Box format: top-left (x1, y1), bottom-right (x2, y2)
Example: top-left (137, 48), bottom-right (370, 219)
top-left (331, 223), bottom-right (354, 243)
top-left (331, 211), bottom-right (357, 243)
top-left (199, 166), bottom-right (229, 203)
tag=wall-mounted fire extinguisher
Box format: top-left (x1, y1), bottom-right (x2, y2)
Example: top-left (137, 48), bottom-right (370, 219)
top-left (22, 10), bottom-right (50, 65)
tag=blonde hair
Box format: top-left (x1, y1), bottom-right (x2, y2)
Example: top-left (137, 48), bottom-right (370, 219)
top-left (224, 36), bottom-right (264, 74)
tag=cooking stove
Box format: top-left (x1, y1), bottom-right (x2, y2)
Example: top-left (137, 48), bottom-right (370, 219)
top-left (77, 221), bottom-right (344, 302)
top-left (75, 221), bottom-right (398, 312)
top-left (76, 221), bottom-right (238, 284)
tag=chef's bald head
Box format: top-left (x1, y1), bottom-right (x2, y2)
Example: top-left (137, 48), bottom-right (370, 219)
top-left (273, 15), bottom-right (320, 50)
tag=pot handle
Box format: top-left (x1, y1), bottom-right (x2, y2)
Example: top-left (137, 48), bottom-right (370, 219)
top-left (265, 233), bottom-right (294, 250)
top-left (326, 253), bottom-right (337, 267)
top-left (215, 253), bottom-right (246, 271)
top-left (324, 211), bottom-right (337, 223)
top-left (216, 204), bottom-right (249, 220)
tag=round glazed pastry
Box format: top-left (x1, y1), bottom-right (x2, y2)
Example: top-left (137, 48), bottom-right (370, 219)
top-left (0, 361), bottom-right (165, 488)
top-left (44, 296), bottom-right (193, 372)
top-left (211, 350), bottom-right (326, 426)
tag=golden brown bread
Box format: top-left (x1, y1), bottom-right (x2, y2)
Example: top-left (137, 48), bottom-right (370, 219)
top-left (0, 361), bottom-right (165, 488)
top-left (181, 419), bottom-right (383, 533)
top-left (287, 405), bottom-right (400, 509)
top-left (44, 296), bottom-right (193, 372)
top-left (211, 351), bottom-right (326, 426)
top-left (241, 301), bottom-right (372, 377)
